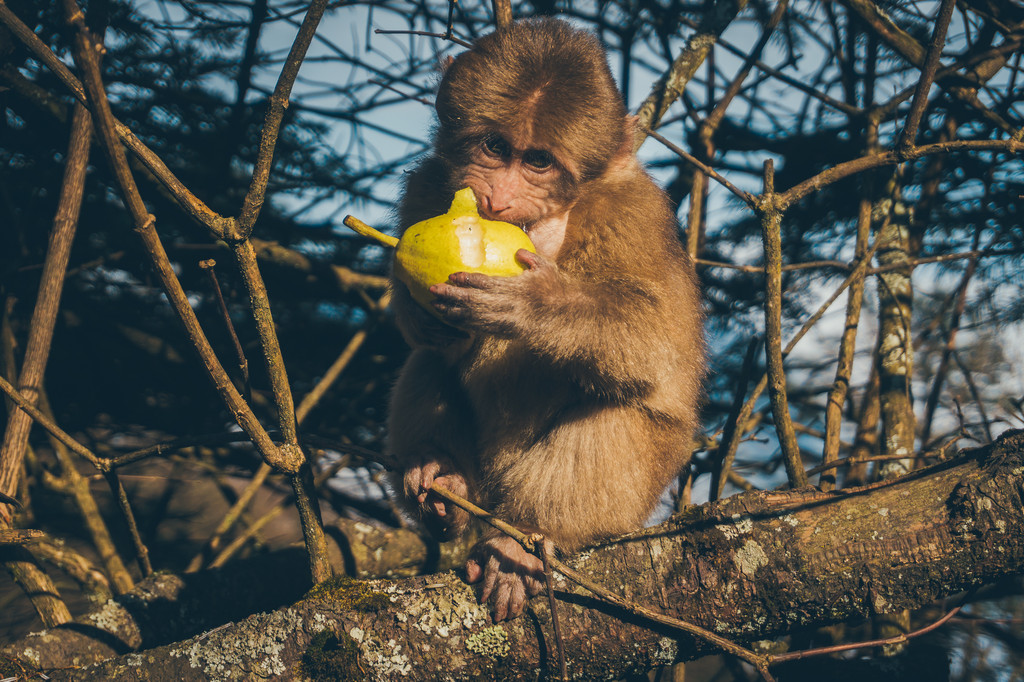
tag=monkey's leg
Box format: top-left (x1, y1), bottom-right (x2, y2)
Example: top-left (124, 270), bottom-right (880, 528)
top-left (470, 404), bottom-right (681, 620)
top-left (388, 349), bottom-right (477, 536)
top-left (495, 403), bottom-right (678, 548)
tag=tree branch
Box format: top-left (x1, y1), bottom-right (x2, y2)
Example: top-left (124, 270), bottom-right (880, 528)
top-left (9, 432), bottom-right (1023, 680)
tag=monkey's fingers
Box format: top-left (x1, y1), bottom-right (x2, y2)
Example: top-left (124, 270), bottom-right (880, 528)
top-left (404, 460), bottom-right (442, 501)
top-left (430, 282), bottom-right (518, 335)
top-left (492, 573), bottom-right (528, 622)
top-left (524, 571), bottom-right (544, 597)
top-left (466, 557), bottom-right (484, 583)
top-left (429, 281), bottom-right (479, 314)
top-left (475, 553), bottom-right (503, 604)
top-left (448, 270), bottom-right (499, 288)
top-left (427, 473), bottom-right (470, 520)
top-left (515, 249), bottom-right (545, 269)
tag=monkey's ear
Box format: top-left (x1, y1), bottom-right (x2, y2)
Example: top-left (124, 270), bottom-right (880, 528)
top-left (439, 54), bottom-right (455, 72)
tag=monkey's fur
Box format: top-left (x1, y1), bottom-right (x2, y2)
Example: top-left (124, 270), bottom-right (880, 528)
top-left (387, 18), bottom-right (705, 620)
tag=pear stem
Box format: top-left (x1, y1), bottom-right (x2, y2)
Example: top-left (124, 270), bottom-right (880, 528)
top-left (343, 215), bottom-right (399, 248)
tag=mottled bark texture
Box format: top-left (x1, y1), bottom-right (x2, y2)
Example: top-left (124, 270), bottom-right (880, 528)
top-left (875, 178), bottom-right (917, 478)
top-left (4, 431), bottom-right (1024, 681)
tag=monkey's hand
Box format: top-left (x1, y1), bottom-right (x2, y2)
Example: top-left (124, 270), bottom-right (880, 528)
top-left (393, 283), bottom-right (471, 349)
top-left (466, 534), bottom-right (546, 622)
top-left (403, 455), bottom-right (470, 536)
top-left (429, 250), bottom-right (562, 337)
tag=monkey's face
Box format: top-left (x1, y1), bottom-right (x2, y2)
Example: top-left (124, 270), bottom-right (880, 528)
top-left (459, 132), bottom-right (574, 231)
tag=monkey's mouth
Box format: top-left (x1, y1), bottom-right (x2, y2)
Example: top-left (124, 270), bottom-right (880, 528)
top-left (481, 211), bottom-right (532, 234)
top-left (479, 207), bottom-right (517, 223)
top-left (504, 215), bottom-right (535, 233)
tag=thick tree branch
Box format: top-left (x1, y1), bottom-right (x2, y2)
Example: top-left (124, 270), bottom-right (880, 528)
top-left (0, 103), bottom-right (91, 525)
top-left (6, 432), bottom-right (1023, 680)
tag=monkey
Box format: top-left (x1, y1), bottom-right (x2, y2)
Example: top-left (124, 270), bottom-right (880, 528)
top-left (387, 17), bottom-right (705, 621)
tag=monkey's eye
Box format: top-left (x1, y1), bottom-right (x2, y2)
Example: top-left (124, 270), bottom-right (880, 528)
top-left (482, 135), bottom-right (512, 159)
top-left (523, 149), bottom-right (554, 171)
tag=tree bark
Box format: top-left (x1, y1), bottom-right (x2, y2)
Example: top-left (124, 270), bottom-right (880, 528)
top-left (5, 431), bottom-right (1024, 680)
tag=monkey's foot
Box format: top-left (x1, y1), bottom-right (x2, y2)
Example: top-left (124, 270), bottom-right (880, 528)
top-left (466, 535), bottom-right (545, 621)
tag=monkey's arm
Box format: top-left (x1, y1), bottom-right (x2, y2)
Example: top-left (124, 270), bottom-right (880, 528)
top-left (390, 279), bottom-right (472, 350)
top-left (387, 349), bottom-right (476, 535)
top-left (430, 250), bottom-right (683, 397)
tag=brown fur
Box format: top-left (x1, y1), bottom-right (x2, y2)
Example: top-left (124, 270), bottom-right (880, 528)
top-left (387, 18), bottom-right (705, 619)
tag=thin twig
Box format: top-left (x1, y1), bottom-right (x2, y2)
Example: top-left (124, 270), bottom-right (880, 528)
top-left (374, 28), bottom-right (472, 49)
top-left (701, 0), bottom-right (790, 141)
top-left (896, 0), bottom-right (956, 152)
top-left (537, 537), bottom-right (568, 681)
top-left (711, 337), bottom-right (759, 500)
top-left (770, 603), bottom-right (963, 663)
top-left (802, 443), bottom-right (958, 478)
top-left (0, 374), bottom-right (103, 469)
top-left (296, 291), bottom-right (392, 425)
top-left (444, 0), bottom-right (456, 39)
top-left (758, 159), bottom-right (806, 487)
top-left (103, 471), bottom-right (152, 577)
top-left (104, 431), bottom-right (258, 469)
top-left (634, 0), bottom-right (747, 141)
top-left (186, 463), bottom-right (273, 573)
top-left (920, 233), bottom-right (980, 446)
top-left (229, 241), bottom-right (300, 447)
top-left (779, 138), bottom-right (1024, 209)
top-left (695, 247), bottom-right (1024, 275)
top-left (200, 259), bottom-right (251, 403)
top-left (208, 503), bottom-right (284, 569)
top-left (37, 389), bottom-right (134, 593)
top-left (952, 351), bottom-right (995, 443)
top-left (821, 123), bottom-right (877, 486)
top-left (644, 127), bottom-right (757, 208)
top-left (368, 79), bottom-right (434, 107)
top-left (208, 453), bottom-right (350, 569)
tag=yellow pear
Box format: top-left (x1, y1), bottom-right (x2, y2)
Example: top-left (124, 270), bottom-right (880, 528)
top-left (344, 188), bottom-right (535, 315)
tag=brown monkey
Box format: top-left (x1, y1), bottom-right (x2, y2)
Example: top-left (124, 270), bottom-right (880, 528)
top-left (388, 18), bottom-right (705, 621)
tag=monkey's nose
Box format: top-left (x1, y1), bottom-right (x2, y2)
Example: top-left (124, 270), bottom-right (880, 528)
top-left (478, 197), bottom-right (495, 218)
top-left (479, 203), bottom-right (507, 221)
top-left (481, 194), bottom-right (514, 219)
